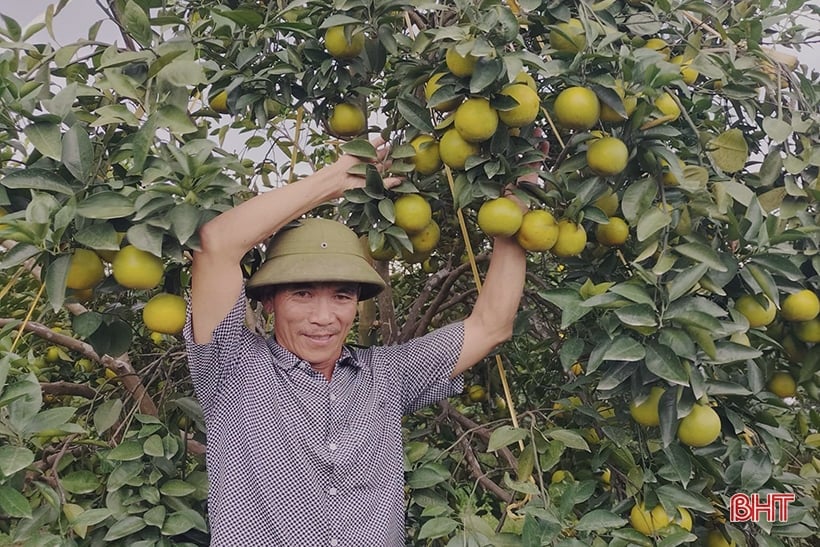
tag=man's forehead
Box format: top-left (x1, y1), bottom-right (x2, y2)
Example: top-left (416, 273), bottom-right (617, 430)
top-left (279, 282), bottom-right (358, 292)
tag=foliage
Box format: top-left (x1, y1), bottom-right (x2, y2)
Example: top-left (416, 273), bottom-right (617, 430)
top-left (1, 0), bottom-right (820, 545)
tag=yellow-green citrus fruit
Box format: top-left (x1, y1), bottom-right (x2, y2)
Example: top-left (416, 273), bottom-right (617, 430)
top-left (643, 37), bottom-right (670, 59)
top-left (143, 293), bottom-right (187, 335)
top-left (661, 158), bottom-right (685, 186)
top-left (675, 507), bottom-right (693, 531)
top-left (655, 92), bottom-right (681, 121)
top-left (795, 317), bottom-right (820, 343)
top-left (439, 128), bottom-right (480, 170)
top-left (599, 81), bottom-right (637, 123)
top-left (551, 469), bottom-right (572, 483)
top-left (95, 232), bottom-right (125, 262)
top-left (454, 98), bottom-right (499, 142)
top-left (208, 90), bottom-right (228, 113)
top-left (400, 246), bottom-right (432, 264)
top-left (781, 289), bottom-right (819, 322)
top-left (768, 371), bottom-right (797, 398)
top-left (672, 55), bottom-right (699, 85)
top-left (554, 86), bottom-right (600, 130)
top-left (594, 188), bottom-right (619, 216)
top-left (513, 71), bottom-right (537, 90)
top-left (677, 404), bottom-right (721, 447)
top-left (112, 245), bottom-right (164, 290)
top-left (551, 219), bottom-right (587, 257)
top-left (467, 384), bottom-right (486, 402)
top-left (629, 386), bottom-right (665, 426)
top-left (66, 249), bottom-right (105, 290)
top-left (630, 502), bottom-right (671, 535)
top-left (45, 346), bottom-right (60, 363)
top-left (424, 73), bottom-right (461, 112)
top-left (409, 220), bottom-right (440, 254)
top-left (394, 194), bottom-right (432, 235)
top-left (410, 134), bottom-right (442, 175)
top-left (706, 530), bottom-right (736, 547)
top-left (516, 210), bottom-right (559, 251)
top-left (328, 103), bottom-right (366, 137)
top-left (549, 18), bottom-right (586, 54)
top-left (735, 294), bottom-right (777, 328)
top-left (369, 243), bottom-right (396, 261)
top-left (324, 25), bottom-right (365, 59)
top-left (596, 217), bottom-right (629, 246)
top-left (477, 197), bottom-right (524, 237)
top-left (150, 331), bottom-right (165, 345)
top-left (587, 136), bottom-right (629, 176)
top-left (498, 84), bottom-right (540, 127)
top-left (445, 47), bottom-right (478, 77)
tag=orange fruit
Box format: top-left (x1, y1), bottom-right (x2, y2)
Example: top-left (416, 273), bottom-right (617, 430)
top-left (498, 84), bottom-right (540, 127)
top-left (454, 98), bottom-right (499, 142)
top-left (655, 92), bottom-right (681, 121)
top-left (587, 136), bottom-right (629, 176)
top-left (630, 502), bottom-right (671, 535)
top-left (549, 19), bottom-right (585, 54)
top-left (324, 25), bottom-right (365, 59)
top-left (66, 249), bottom-right (105, 290)
top-left (677, 404), bottom-right (721, 447)
top-left (143, 293), bottom-right (187, 335)
top-left (477, 197), bottom-right (524, 237)
top-left (629, 386), bottom-right (665, 426)
top-left (328, 103), bottom-right (366, 137)
top-left (445, 47), bottom-right (478, 77)
top-left (424, 73), bottom-right (461, 111)
top-left (409, 220), bottom-right (440, 253)
top-left (781, 289), bottom-right (819, 322)
top-left (595, 217), bottom-right (629, 246)
top-left (394, 194), bottom-right (432, 235)
top-left (516, 210), bottom-right (559, 251)
top-left (768, 371), bottom-right (797, 398)
top-left (734, 294), bottom-right (777, 328)
top-left (112, 245), bottom-right (164, 290)
top-left (554, 87), bottom-right (600, 130)
top-left (551, 219), bottom-right (587, 257)
top-left (439, 129), bottom-right (480, 170)
top-left (208, 90), bottom-right (228, 113)
top-left (409, 135), bottom-right (442, 175)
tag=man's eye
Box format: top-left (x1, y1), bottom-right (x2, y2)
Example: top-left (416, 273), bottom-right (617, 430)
top-left (293, 291), bottom-right (311, 298)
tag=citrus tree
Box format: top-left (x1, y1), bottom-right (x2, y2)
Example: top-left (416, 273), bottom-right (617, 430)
top-left (1, 0), bottom-right (819, 545)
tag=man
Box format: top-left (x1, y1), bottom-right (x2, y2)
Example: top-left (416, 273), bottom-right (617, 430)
top-left (185, 141), bottom-right (527, 546)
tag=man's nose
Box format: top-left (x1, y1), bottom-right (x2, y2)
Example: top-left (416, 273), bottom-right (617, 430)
top-left (309, 297), bottom-right (334, 324)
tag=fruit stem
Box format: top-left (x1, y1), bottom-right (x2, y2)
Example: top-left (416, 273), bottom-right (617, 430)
top-left (10, 280), bottom-right (46, 354)
top-left (287, 107), bottom-right (304, 184)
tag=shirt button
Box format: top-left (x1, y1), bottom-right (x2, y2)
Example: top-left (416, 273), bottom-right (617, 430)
top-left (329, 539), bottom-right (339, 546)
top-left (328, 442), bottom-right (338, 451)
top-left (328, 487), bottom-right (338, 495)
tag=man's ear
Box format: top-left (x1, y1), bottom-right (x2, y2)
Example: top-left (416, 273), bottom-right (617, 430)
top-left (261, 295), bottom-right (276, 314)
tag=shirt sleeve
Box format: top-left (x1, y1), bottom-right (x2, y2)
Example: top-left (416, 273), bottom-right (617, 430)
top-left (376, 321), bottom-right (465, 414)
top-left (183, 288), bottom-right (251, 417)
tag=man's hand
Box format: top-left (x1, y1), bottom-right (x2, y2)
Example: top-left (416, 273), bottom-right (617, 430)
top-left (330, 136), bottom-right (404, 196)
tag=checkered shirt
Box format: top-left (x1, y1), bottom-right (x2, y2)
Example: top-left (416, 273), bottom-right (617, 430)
top-left (184, 288), bottom-right (464, 546)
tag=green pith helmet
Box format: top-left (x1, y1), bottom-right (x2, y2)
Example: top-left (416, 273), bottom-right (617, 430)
top-left (246, 218), bottom-right (386, 301)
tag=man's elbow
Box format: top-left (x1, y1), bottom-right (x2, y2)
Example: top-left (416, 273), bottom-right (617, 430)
top-left (197, 220), bottom-right (227, 257)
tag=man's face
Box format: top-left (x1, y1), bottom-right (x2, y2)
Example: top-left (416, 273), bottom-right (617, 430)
top-left (268, 282), bottom-right (359, 372)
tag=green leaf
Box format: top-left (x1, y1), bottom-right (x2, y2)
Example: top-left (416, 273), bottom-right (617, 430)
top-left (487, 425), bottom-right (528, 451)
top-left (121, 0), bottom-right (152, 47)
top-left (44, 254), bottom-right (70, 312)
top-left (143, 434), bottom-right (164, 458)
top-left (538, 289), bottom-right (592, 328)
top-left (107, 440), bottom-right (144, 462)
top-left (75, 223), bottom-right (119, 251)
top-left (156, 105), bottom-right (197, 136)
top-left (470, 58), bottom-right (504, 94)
top-left (740, 450), bottom-right (772, 491)
top-left (169, 203), bottom-right (200, 244)
top-left (24, 122), bottom-right (62, 160)
top-left (407, 463), bottom-right (451, 489)
top-left (673, 242), bottom-right (728, 272)
top-left (76, 192), bottom-right (134, 219)
top-left (61, 470), bottom-right (101, 494)
top-left (547, 429), bottom-right (589, 451)
top-left (87, 318), bottom-right (132, 357)
top-left (0, 485), bottom-right (32, 518)
top-left (662, 444), bottom-right (693, 488)
top-left (62, 124), bottom-right (94, 183)
top-left (614, 304), bottom-right (657, 327)
top-left (621, 178), bottom-right (657, 224)
top-left (708, 128), bottom-right (749, 173)
top-left (709, 341), bottom-right (762, 364)
top-left (645, 342), bottom-right (689, 385)
top-left (666, 263), bottom-right (709, 302)
top-left (72, 508), bottom-right (112, 527)
top-left (162, 509), bottom-right (206, 535)
top-left (378, 199), bottom-right (395, 223)
top-left (0, 446), bottom-right (35, 476)
top-left (762, 117), bottom-right (791, 143)
top-left (339, 139), bottom-right (377, 159)
top-left (218, 8), bottom-right (264, 27)
top-left (636, 206), bottom-right (670, 242)
top-left (143, 505), bottom-right (166, 529)
top-left (1, 168), bottom-right (73, 194)
top-left (158, 59), bottom-right (205, 87)
top-left (418, 517), bottom-right (459, 539)
top-left (575, 509), bottom-right (628, 531)
top-left (159, 479), bottom-right (196, 497)
top-left (601, 336), bottom-right (646, 362)
top-left (656, 484), bottom-right (714, 513)
top-left (103, 515), bottom-right (146, 541)
top-left (22, 406), bottom-right (77, 436)
top-left (94, 399), bottom-right (123, 434)
top-left (749, 254), bottom-right (803, 281)
top-left (396, 97), bottom-right (434, 133)
top-left (610, 283), bottom-right (654, 306)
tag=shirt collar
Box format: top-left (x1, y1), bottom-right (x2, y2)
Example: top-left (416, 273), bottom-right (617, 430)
top-left (266, 338), bottom-right (360, 370)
